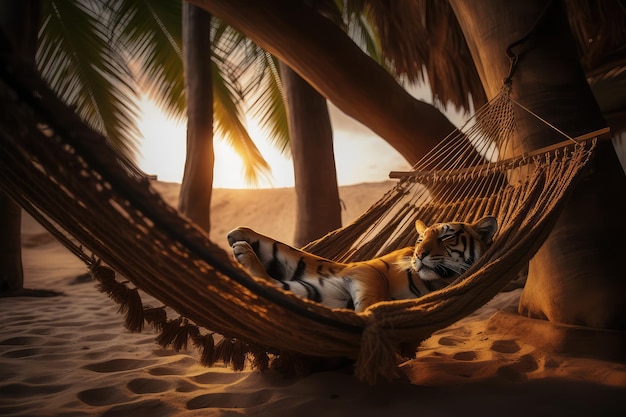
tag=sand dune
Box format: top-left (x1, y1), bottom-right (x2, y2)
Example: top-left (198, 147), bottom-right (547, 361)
top-left (1, 181), bottom-right (625, 416)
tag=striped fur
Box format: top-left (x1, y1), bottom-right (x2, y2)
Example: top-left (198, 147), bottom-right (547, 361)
top-left (227, 216), bottom-right (497, 312)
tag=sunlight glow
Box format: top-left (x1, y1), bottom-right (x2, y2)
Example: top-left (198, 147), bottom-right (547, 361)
top-left (136, 95), bottom-right (412, 189)
top-left (136, 96), bottom-right (187, 183)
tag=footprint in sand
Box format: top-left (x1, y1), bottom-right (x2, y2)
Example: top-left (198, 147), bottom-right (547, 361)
top-left (496, 354), bottom-right (540, 381)
top-left (438, 336), bottom-right (463, 346)
top-left (148, 356), bottom-right (199, 376)
top-left (175, 380), bottom-right (200, 393)
top-left (186, 389), bottom-right (274, 410)
top-left (490, 339), bottom-right (521, 354)
top-left (127, 377), bottom-right (172, 394)
top-left (452, 351), bottom-right (478, 361)
top-left (191, 371), bottom-right (248, 385)
top-left (76, 386), bottom-right (132, 406)
top-left (83, 358), bottom-right (157, 373)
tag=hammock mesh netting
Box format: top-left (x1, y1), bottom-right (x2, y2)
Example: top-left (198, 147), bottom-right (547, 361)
top-left (0, 47), bottom-right (609, 384)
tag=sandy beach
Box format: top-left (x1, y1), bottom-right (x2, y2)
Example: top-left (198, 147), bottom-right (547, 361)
top-left (1, 180), bottom-right (625, 416)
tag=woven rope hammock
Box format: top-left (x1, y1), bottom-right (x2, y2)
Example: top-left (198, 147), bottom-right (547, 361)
top-left (0, 45), bottom-right (609, 384)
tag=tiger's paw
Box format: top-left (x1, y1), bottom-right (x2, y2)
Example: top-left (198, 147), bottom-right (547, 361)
top-left (231, 241), bottom-right (267, 278)
top-left (227, 227), bottom-right (256, 246)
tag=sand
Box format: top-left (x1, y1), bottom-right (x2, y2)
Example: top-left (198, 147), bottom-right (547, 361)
top-left (1, 180), bottom-right (625, 416)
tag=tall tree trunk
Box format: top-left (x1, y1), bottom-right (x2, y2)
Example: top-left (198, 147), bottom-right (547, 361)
top-left (0, 194), bottom-right (23, 293)
top-left (0, 1), bottom-right (41, 296)
top-left (179, 3), bottom-right (214, 232)
top-left (449, 0), bottom-right (626, 329)
top-left (280, 63), bottom-right (342, 248)
top-left (188, 0), bottom-right (457, 165)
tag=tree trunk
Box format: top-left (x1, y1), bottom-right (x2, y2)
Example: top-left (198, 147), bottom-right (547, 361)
top-left (0, 193), bottom-right (23, 292)
top-left (0, 1), bottom-right (37, 294)
top-left (450, 0), bottom-right (626, 329)
top-left (179, 3), bottom-right (214, 233)
top-left (187, 0), bottom-right (457, 165)
top-left (279, 63), bottom-right (342, 248)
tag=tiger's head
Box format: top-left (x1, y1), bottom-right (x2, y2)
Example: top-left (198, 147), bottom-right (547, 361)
top-left (409, 216), bottom-right (498, 281)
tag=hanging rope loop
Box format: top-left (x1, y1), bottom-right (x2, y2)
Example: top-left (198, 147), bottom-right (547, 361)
top-left (503, 0), bottom-right (554, 85)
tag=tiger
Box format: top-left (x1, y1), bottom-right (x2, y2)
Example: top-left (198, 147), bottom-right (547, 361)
top-left (227, 216), bottom-right (497, 312)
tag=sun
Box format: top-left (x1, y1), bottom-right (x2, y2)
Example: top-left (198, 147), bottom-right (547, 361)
top-left (135, 96), bottom-right (187, 184)
top-left (136, 95), bottom-right (295, 188)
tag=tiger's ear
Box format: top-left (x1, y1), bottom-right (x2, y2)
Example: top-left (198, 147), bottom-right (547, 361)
top-left (415, 219), bottom-right (428, 235)
top-left (472, 216), bottom-right (498, 244)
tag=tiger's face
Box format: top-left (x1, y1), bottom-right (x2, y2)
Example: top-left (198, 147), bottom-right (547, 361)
top-left (410, 216), bottom-right (498, 281)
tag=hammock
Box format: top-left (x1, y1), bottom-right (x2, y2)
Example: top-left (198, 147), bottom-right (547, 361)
top-left (0, 45), bottom-right (609, 384)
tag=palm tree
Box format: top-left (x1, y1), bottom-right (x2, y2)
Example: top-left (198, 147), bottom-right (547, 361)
top-left (189, 0), bottom-right (626, 330)
top-left (283, 0), bottom-right (392, 247)
top-left (280, 62), bottom-right (342, 247)
top-left (179, 9), bottom-right (291, 232)
top-left (179, 3), bottom-right (214, 232)
top-left (0, 0), bottom-right (60, 296)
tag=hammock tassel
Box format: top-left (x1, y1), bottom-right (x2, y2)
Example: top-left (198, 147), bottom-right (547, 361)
top-left (354, 314), bottom-right (398, 385)
top-left (156, 317), bottom-right (203, 352)
top-left (192, 332), bottom-right (217, 367)
top-left (231, 339), bottom-right (248, 371)
top-left (214, 337), bottom-right (236, 367)
top-left (90, 262), bottom-right (145, 333)
top-left (143, 306), bottom-right (167, 331)
top-left (247, 345), bottom-right (270, 371)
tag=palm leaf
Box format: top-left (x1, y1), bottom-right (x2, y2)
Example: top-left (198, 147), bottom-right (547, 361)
top-left (38, 0), bottom-right (140, 158)
top-left (247, 52), bottom-right (290, 156)
top-left (107, 0), bottom-right (185, 121)
top-left (212, 61), bottom-right (272, 186)
top-left (212, 23), bottom-right (290, 156)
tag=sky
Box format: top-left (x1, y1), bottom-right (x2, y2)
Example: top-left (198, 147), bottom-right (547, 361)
top-left (136, 85), bottom-right (468, 189)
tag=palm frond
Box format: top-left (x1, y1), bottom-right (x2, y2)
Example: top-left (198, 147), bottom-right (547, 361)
top-left (338, 0), bottom-right (387, 68)
top-left (248, 52), bottom-right (290, 155)
top-left (212, 22), bottom-right (290, 156)
top-left (212, 61), bottom-right (272, 187)
top-left (38, 0), bottom-right (140, 158)
top-left (107, 0), bottom-right (185, 121)
top-left (348, 13), bottom-right (386, 68)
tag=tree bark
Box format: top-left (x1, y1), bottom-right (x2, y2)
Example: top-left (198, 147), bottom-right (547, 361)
top-left (450, 0), bottom-right (626, 329)
top-left (187, 0), bottom-right (457, 165)
top-left (0, 193), bottom-right (23, 292)
top-left (280, 63), bottom-right (342, 247)
top-left (0, 1), bottom-right (37, 295)
top-left (179, 3), bottom-right (214, 232)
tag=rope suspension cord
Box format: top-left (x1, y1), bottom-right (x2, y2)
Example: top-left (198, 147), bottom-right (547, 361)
top-left (509, 97), bottom-right (579, 144)
top-left (387, 0), bottom-right (610, 185)
top-left (503, 0), bottom-right (555, 85)
top-left (313, 0), bottom-right (608, 266)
